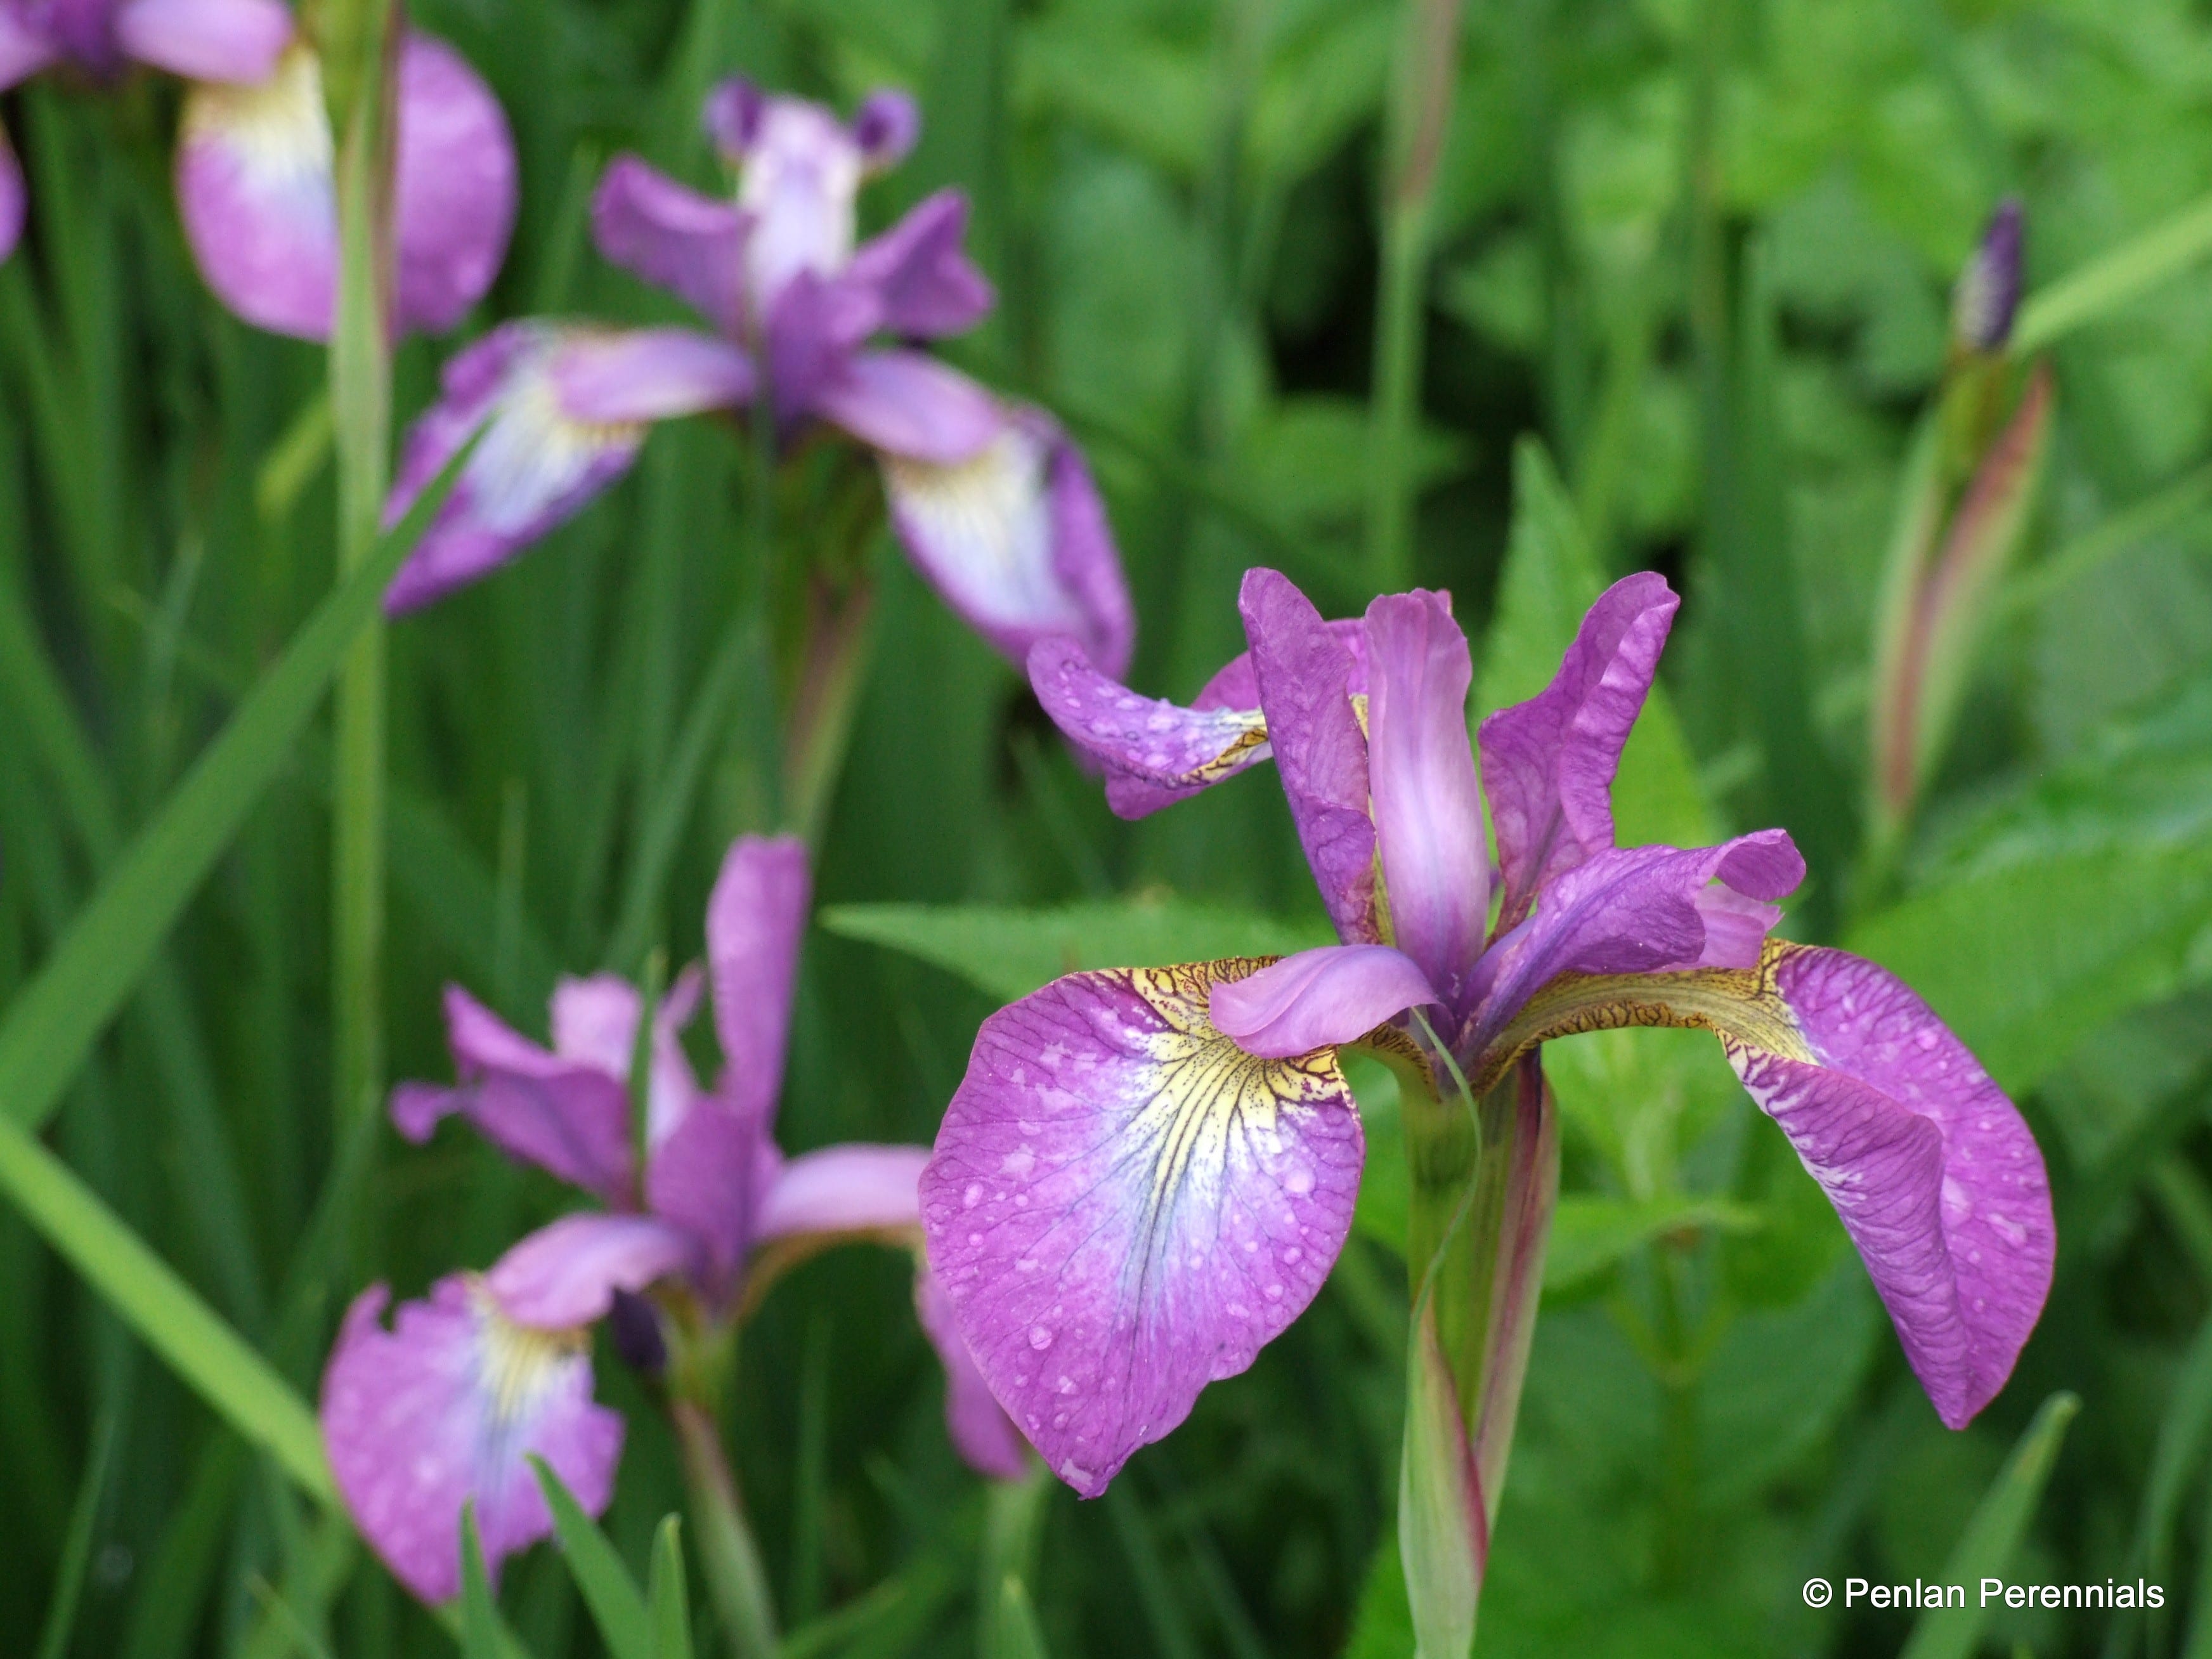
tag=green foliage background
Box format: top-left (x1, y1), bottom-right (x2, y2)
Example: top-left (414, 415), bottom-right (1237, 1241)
top-left (4, 0), bottom-right (2212, 1654)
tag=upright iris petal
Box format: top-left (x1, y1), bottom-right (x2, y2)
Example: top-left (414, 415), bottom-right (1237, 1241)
top-left (883, 403), bottom-right (1137, 678)
top-left (590, 155), bottom-right (750, 337)
top-left (1363, 590), bottom-right (1489, 1004)
top-left (1478, 571), bottom-right (1677, 931)
top-left (921, 958), bottom-right (1363, 1495)
top-left (321, 1278), bottom-right (625, 1604)
top-left (176, 32), bottom-right (516, 341)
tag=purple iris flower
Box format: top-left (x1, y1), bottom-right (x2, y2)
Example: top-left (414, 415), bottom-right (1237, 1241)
top-left (377, 80), bottom-right (1135, 680)
top-left (0, 0), bottom-right (292, 261)
top-left (920, 569), bottom-right (2055, 1497)
top-left (172, 31), bottom-right (516, 339)
top-left (320, 835), bottom-right (1028, 1605)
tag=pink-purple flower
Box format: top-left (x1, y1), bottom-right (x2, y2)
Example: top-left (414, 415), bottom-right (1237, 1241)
top-left (921, 568), bottom-right (2055, 1498)
top-left (321, 835), bottom-right (1027, 1605)
top-left (172, 30), bottom-right (517, 340)
top-left (377, 80), bottom-right (1135, 680)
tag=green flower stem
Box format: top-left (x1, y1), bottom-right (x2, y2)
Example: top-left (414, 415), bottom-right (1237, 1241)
top-left (672, 1398), bottom-right (781, 1659)
top-left (1365, 0), bottom-right (1467, 594)
top-left (327, 6), bottom-right (396, 1129)
top-left (979, 1463), bottom-right (1054, 1659)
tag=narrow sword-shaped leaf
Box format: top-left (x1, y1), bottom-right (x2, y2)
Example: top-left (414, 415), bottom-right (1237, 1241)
top-left (647, 1516), bottom-right (694, 1659)
top-left (1897, 1391), bottom-right (2079, 1659)
top-left (2013, 192), bottom-right (2212, 353)
top-left (530, 1457), bottom-right (653, 1659)
top-left (0, 430), bottom-right (478, 1133)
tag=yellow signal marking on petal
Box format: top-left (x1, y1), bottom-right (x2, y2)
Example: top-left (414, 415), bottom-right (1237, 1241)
top-left (466, 1280), bottom-right (589, 1430)
top-left (1111, 959), bottom-right (1349, 1259)
top-left (882, 429), bottom-right (1090, 634)
top-left (1469, 937), bottom-right (1817, 1095)
top-left (181, 43), bottom-right (332, 181)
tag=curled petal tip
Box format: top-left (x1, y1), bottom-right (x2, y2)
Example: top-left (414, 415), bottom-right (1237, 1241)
top-left (1208, 944), bottom-right (1437, 1059)
top-left (853, 89), bottom-right (919, 171)
top-left (1026, 637), bottom-right (1267, 819)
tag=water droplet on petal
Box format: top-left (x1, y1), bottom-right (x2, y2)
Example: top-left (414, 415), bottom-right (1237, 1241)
top-left (1029, 1325), bottom-right (1054, 1350)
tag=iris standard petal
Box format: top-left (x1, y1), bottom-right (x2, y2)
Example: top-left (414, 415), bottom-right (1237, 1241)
top-left (1731, 946), bottom-right (2053, 1429)
top-left (590, 155), bottom-right (750, 337)
top-left (321, 1278), bottom-right (624, 1604)
top-left (0, 13), bottom-right (56, 89)
top-left (706, 835), bottom-right (810, 1127)
top-left (921, 959), bottom-right (1363, 1497)
top-left (1027, 637), bottom-right (1271, 819)
top-left (1209, 944), bottom-right (1440, 1060)
top-left (1478, 571), bottom-right (1678, 930)
top-left (176, 42), bottom-right (337, 339)
top-left (481, 1212), bottom-right (701, 1329)
top-left (845, 190), bottom-right (994, 339)
top-left (391, 34), bottom-right (517, 334)
top-left (1466, 830), bottom-right (1804, 1053)
top-left (644, 1095), bottom-right (763, 1297)
top-left (116, 0), bottom-right (289, 82)
top-left (885, 403), bottom-right (1138, 678)
top-left (755, 1143), bottom-right (927, 1242)
top-left (914, 1266), bottom-right (1032, 1481)
top-left (382, 323), bottom-right (654, 614)
top-left (1239, 569), bottom-right (1378, 946)
top-left (852, 88), bottom-right (920, 171)
top-left (546, 967), bottom-right (706, 1148)
top-left (732, 94), bottom-right (866, 308)
top-left (1364, 590), bottom-right (1488, 1005)
top-left (391, 984), bottom-right (634, 1206)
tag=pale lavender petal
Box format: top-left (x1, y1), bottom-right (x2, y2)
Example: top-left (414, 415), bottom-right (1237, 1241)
top-left (1208, 944), bottom-right (1438, 1060)
top-left (1733, 947), bottom-right (2052, 1429)
top-left (382, 322), bottom-right (649, 614)
top-left (702, 77), bottom-right (763, 159)
top-left (1478, 572), bottom-right (1679, 931)
top-left (552, 327), bottom-right (752, 423)
top-left (921, 960), bottom-right (1363, 1497)
top-left (0, 126), bottom-right (22, 264)
top-left (845, 190), bottom-right (992, 339)
top-left (733, 94), bottom-right (865, 308)
top-left (392, 34), bottom-right (517, 334)
top-left (0, 13), bottom-right (57, 88)
top-left (914, 1267), bottom-right (1032, 1480)
top-left (322, 1278), bottom-right (624, 1604)
top-left (1466, 830), bottom-right (1804, 1053)
top-left (176, 42), bottom-right (337, 340)
top-left (590, 154), bottom-right (748, 336)
top-left (706, 835), bottom-right (810, 1128)
top-left (817, 347), bottom-right (999, 464)
top-left (1693, 885), bottom-right (1785, 968)
top-left (885, 403), bottom-right (1137, 677)
top-left (394, 984), bottom-right (634, 1206)
top-left (1363, 590), bottom-right (1487, 1006)
top-left (1027, 637), bottom-right (1270, 819)
top-left (482, 1213), bottom-right (699, 1329)
top-left (117, 0), bottom-right (288, 81)
top-left (1239, 569), bottom-right (1377, 946)
top-left (546, 968), bottom-right (705, 1148)
top-left (755, 1144), bottom-right (926, 1241)
top-left (852, 89), bottom-right (919, 171)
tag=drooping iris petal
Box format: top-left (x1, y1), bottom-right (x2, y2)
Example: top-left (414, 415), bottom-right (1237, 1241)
top-left (382, 323), bottom-right (662, 615)
top-left (0, 126), bottom-right (23, 265)
top-left (817, 347), bottom-right (1000, 464)
top-left (115, 0), bottom-right (289, 82)
top-left (755, 1143), bottom-right (927, 1241)
top-left (1466, 830), bottom-right (1804, 1053)
top-left (884, 403), bottom-right (1137, 679)
top-left (550, 327), bottom-right (754, 425)
top-left (706, 835), bottom-right (810, 1128)
top-left (391, 984), bottom-right (633, 1206)
top-left (1364, 590), bottom-right (1488, 1005)
top-left (481, 1213), bottom-right (699, 1329)
top-left (176, 42), bottom-right (337, 339)
top-left (0, 13), bottom-right (56, 88)
top-left (1209, 944), bottom-right (1439, 1060)
top-left (322, 1278), bottom-right (624, 1604)
top-left (1478, 572), bottom-right (1678, 931)
top-left (1239, 568), bottom-right (1378, 945)
top-left (921, 958), bottom-right (1364, 1497)
top-left (914, 1266), bottom-right (1032, 1481)
top-left (845, 190), bottom-right (994, 339)
top-left (1026, 637), bottom-right (1270, 819)
top-left (590, 154), bottom-right (749, 337)
top-left (1731, 946), bottom-right (2053, 1429)
top-left (390, 34), bottom-right (517, 334)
